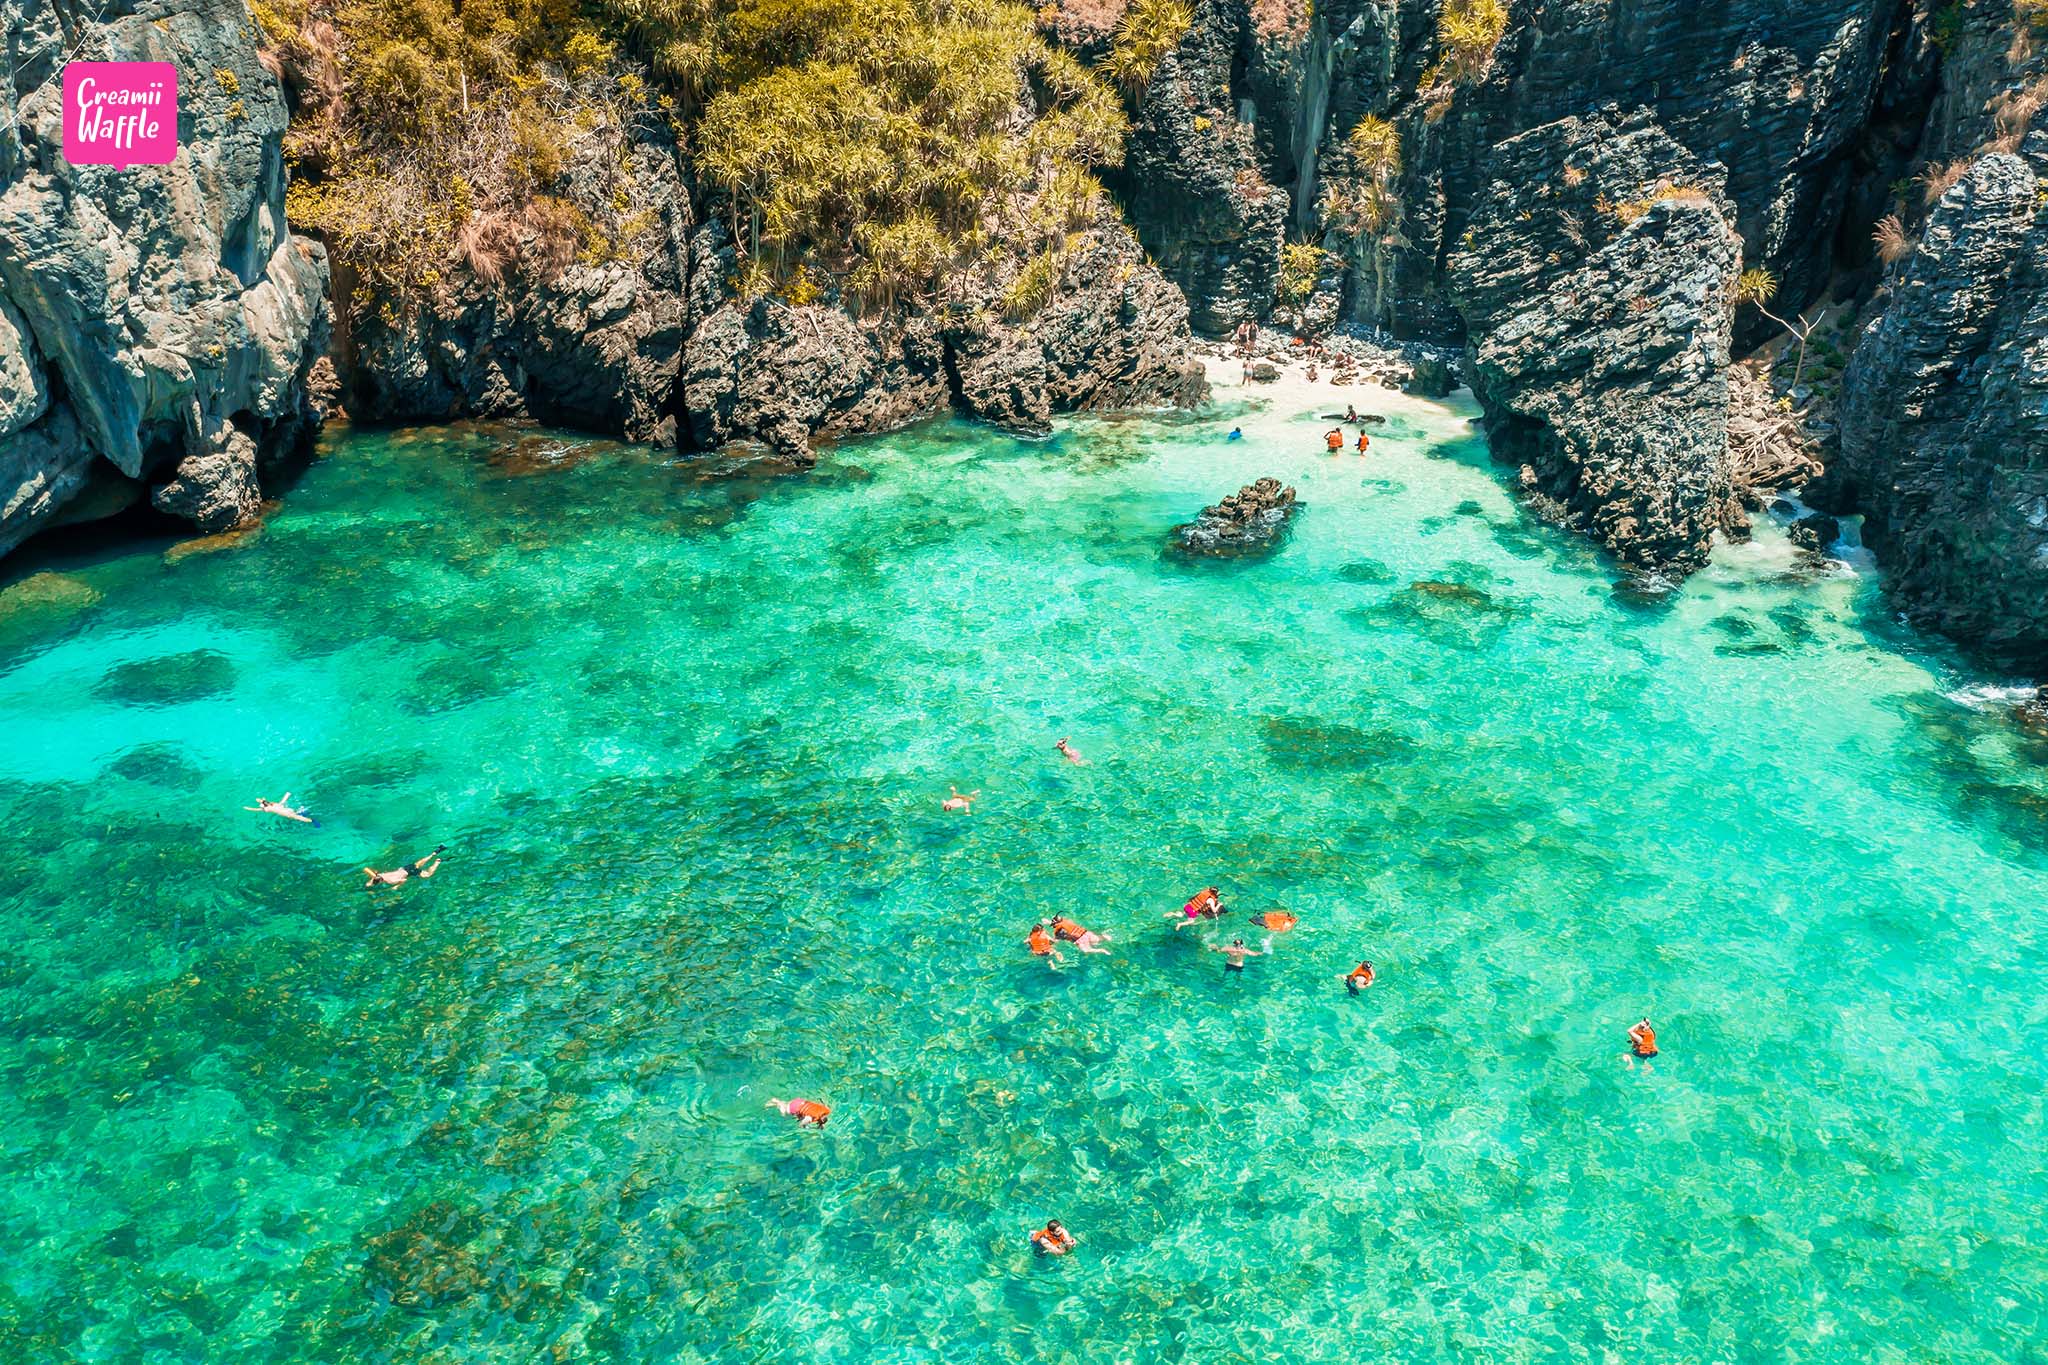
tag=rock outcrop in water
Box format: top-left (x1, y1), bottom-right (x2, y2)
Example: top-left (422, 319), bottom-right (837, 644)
top-left (1173, 476), bottom-right (1298, 555)
top-left (0, 0), bottom-right (332, 553)
top-left (1445, 109), bottom-right (1742, 572)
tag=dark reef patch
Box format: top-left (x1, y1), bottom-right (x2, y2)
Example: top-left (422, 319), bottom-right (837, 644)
top-left (92, 650), bottom-right (236, 708)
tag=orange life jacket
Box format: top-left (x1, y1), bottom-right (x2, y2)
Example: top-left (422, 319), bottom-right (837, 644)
top-left (1029, 926), bottom-right (1056, 955)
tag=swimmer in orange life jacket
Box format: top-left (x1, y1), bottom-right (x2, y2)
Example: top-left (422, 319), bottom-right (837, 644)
top-left (1030, 1219), bottom-right (1077, 1255)
top-left (1628, 1018), bottom-right (1658, 1058)
top-left (1166, 886), bottom-right (1224, 930)
top-left (1356, 430), bottom-right (1371, 453)
top-left (1324, 428), bottom-right (1344, 452)
top-left (1028, 921), bottom-right (1065, 968)
top-left (767, 1097), bottom-right (831, 1128)
top-left (1342, 961), bottom-right (1375, 993)
top-left (1251, 910), bottom-right (1297, 932)
top-left (1050, 915), bottom-right (1111, 955)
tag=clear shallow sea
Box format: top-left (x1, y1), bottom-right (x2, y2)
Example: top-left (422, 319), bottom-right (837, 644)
top-left (1, 389), bottom-right (2046, 1364)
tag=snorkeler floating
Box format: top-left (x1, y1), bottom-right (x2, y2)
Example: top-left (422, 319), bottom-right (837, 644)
top-left (1250, 910), bottom-right (1298, 932)
top-left (363, 845), bottom-right (444, 889)
top-left (245, 792), bottom-right (315, 824)
top-left (1342, 961), bottom-right (1375, 993)
top-left (942, 786), bottom-right (980, 813)
top-left (1050, 915), bottom-right (1111, 955)
top-left (1029, 1219), bottom-right (1077, 1255)
top-left (767, 1097), bottom-right (831, 1128)
top-left (1628, 1018), bottom-right (1659, 1058)
top-left (1054, 737), bottom-right (1087, 766)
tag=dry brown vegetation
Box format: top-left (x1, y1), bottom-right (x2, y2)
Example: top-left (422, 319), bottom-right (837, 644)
top-left (1919, 158), bottom-right (1970, 204)
top-left (1872, 213), bottom-right (1912, 265)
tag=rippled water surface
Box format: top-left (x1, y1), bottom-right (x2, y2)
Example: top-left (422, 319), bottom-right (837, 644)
top-left (4, 392), bottom-right (2048, 1364)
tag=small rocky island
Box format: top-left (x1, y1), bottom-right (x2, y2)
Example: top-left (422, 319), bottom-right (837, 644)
top-left (1173, 478), bottom-right (1299, 557)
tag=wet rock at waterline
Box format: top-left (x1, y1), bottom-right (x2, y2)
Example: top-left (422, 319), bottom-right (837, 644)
top-left (1173, 477), bottom-right (1299, 556)
top-left (1789, 512), bottom-right (1842, 554)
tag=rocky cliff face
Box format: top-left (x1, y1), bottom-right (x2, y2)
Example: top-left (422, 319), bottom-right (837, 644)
top-left (1446, 108), bottom-right (1742, 573)
top-left (1112, 0), bottom-right (1903, 341)
top-left (1827, 132), bottom-right (2048, 669)
top-left (341, 124), bottom-right (693, 446)
top-left (0, 0), bottom-right (332, 553)
top-left (349, 197), bottom-right (1206, 466)
top-left (1094, 0), bottom-right (1907, 576)
top-left (682, 218), bottom-right (1207, 462)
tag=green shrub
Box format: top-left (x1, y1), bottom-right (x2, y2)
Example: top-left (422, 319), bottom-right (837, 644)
top-left (1347, 114), bottom-right (1400, 178)
top-left (1003, 246), bottom-right (1066, 319)
top-left (1277, 241), bottom-right (1333, 304)
top-left (283, 0), bottom-right (1128, 311)
top-left (1422, 0), bottom-right (1507, 91)
top-left (1101, 0), bottom-right (1192, 93)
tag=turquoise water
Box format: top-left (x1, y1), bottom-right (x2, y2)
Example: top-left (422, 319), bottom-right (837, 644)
top-left (3, 391), bottom-right (2047, 1364)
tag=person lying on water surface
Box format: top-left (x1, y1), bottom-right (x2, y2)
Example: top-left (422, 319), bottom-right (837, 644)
top-left (364, 845), bottom-right (444, 889)
top-left (1049, 915), bottom-right (1110, 955)
top-left (246, 793), bottom-right (315, 824)
top-left (768, 1097), bottom-right (831, 1128)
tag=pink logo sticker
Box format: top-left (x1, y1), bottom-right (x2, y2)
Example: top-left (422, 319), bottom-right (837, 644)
top-left (63, 62), bottom-right (178, 169)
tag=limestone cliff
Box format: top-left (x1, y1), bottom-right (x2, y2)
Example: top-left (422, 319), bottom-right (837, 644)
top-left (0, 0), bottom-right (332, 552)
top-left (1826, 133), bottom-right (2048, 669)
top-left (1445, 109), bottom-right (1741, 572)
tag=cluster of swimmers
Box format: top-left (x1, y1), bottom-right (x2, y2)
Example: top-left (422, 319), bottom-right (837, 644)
top-left (246, 791), bottom-right (445, 892)
top-left (765, 736), bottom-right (1669, 1253)
top-left (257, 729), bottom-right (1662, 1258)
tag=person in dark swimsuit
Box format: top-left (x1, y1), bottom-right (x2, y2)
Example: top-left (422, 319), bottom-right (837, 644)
top-left (1210, 937), bottom-right (1269, 971)
top-left (364, 845), bottom-right (444, 889)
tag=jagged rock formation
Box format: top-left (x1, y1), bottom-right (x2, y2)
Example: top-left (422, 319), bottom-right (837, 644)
top-left (391, 208), bottom-right (1208, 466)
top-left (0, 0), bottom-right (332, 553)
top-left (1173, 476), bottom-right (1298, 555)
top-left (316, 65), bottom-right (1208, 467)
top-left (1826, 134), bottom-right (2048, 668)
top-left (1107, 2), bottom-right (1290, 332)
top-left (1111, 0), bottom-right (1901, 341)
top-left (341, 128), bottom-right (692, 445)
top-left (1445, 109), bottom-right (1742, 572)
